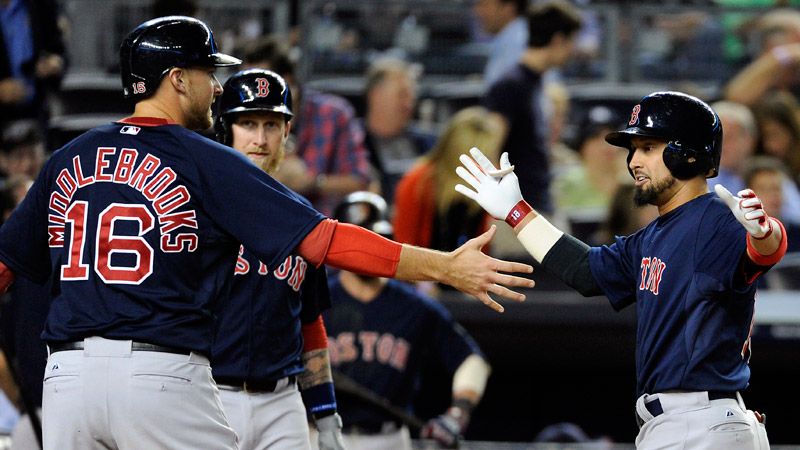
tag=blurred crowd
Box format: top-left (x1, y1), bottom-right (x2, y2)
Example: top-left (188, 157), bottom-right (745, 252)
top-left (0, 0), bottom-right (798, 446)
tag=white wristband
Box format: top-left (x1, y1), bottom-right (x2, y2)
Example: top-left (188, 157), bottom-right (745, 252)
top-left (516, 214), bottom-right (564, 263)
top-left (452, 354), bottom-right (491, 398)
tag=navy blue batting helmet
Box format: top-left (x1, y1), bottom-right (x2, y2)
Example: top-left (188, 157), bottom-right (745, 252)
top-left (214, 69), bottom-right (293, 145)
top-left (119, 16), bottom-right (240, 100)
top-left (605, 91), bottom-right (723, 180)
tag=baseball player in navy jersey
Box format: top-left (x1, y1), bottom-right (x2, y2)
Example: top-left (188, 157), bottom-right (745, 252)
top-left (212, 68), bottom-right (345, 450)
top-left (322, 192), bottom-right (491, 450)
top-left (456, 92), bottom-right (786, 449)
top-left (0, 15), bottom-right (533, 450)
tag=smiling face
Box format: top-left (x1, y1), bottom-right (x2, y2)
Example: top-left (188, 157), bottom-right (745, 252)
top-left (628, 136), bottom-right (677, 207)
top-left (230, 111), bottom-right (291, 174)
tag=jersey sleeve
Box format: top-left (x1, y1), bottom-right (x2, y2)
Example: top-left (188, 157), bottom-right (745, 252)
top-left (426, 297), bottom-right (483, 374)
top-left (588, 235), bottom-right (639, 311)
top-left (299, 264), bottom-right (331, 324)
top-left (0, 165), bottom-right (53, 283)
top-left (694, 203), bottom-right (748, 289)
top-left (188, 135), bottom-right (326, 270)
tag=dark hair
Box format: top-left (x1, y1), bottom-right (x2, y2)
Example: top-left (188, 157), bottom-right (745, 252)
top-left (742, 155), bottom-right (789, 186)
top-left (527, 0), bottom-right (582, 48)
top-left (241, 36), bottom-right (295, 77)
top-left (504, 0), bottom-right (528, 15)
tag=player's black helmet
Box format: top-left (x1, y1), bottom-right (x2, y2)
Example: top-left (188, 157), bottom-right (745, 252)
top-left (119, 16), bottom-right (240, 100)
top-left (333, 191), bottom-right (393, 239)
top-left (605, 91), bottom-right (723, 180)
top-left (214, 69), bottom-right (293, 145)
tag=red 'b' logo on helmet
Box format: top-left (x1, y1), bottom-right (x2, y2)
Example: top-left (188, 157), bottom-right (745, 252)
top-left (629, 104), bottom-right (641, 125)
top-left (256, 78), bottom-right (270, 97)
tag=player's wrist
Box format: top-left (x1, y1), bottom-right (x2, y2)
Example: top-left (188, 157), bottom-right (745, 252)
top-left (505, 200), bottom-right (532, 228)
top-left (515, 213), bottom-right (564, 263)
top-left (750, 217), bottom-right (774, 240)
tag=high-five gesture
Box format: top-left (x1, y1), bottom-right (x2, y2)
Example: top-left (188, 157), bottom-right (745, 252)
top-left (455, 148), bottom-right (524, 221)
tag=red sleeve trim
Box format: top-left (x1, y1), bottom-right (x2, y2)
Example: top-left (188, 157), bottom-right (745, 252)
top-left (297, 219), bottom-right (337, 267)
top-left (118, 117), bottom-right (177, 126)
top-left (746, 219), bottom-right (788, 267)
top-left (0, 261), bottom-right (14, 294)
top-left (301, 315), bottom-right (328, 352)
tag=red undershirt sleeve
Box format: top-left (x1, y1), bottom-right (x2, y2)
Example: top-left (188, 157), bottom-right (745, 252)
top-left (301, 315), bottom-right (328, 352)
top-left (297, 219), bottom-right (402, 278)
top-left (0, 261), bottom-right (15, 294)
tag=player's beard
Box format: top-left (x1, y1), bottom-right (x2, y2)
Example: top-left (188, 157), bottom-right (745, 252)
top-left (634, 175), bottom-right (676, 206)
top-left (185, 90), bottom-right (214, 131)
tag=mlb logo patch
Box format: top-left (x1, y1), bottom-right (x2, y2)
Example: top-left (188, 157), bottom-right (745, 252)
top-left (120, 126), bottom-right (141, 135)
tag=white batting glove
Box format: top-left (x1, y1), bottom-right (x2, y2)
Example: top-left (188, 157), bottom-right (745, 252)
top-left (455, 148), bottom-right (524, 221)
top-left (316, 413), bottom-right (347, 450)
top-left (714, 184), bottom-right (775, 239)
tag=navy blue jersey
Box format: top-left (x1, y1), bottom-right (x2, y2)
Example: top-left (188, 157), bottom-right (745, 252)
top-left (212, 208), bottom-right (331, 381)
top-left (0, 120), bottom-right (325, 354)
top-left (323, 277), bottom-right (481, 428)
top-left (589, 193), bottom-right (760, 396)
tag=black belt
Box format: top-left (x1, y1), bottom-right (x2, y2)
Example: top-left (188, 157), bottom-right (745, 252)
top-left (636, 391), bottom-right (738, 428)
top-left (215, 375), bottom-right (296, 394)
top-left (49, 341), bottom-right (191, 356)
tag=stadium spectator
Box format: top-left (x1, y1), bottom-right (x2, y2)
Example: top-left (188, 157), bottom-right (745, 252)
top-left (0, 0), bottom-right (66, 133)
top-left (482, 0), bottom-right (583, 216)
top-left (472, 0), bottom-right (528, 86)
top-left (361, 57), bottom-right (435, 206)
top-left (724, 8), bottom-right (800, 106)
top-left (393, 106), bottom-right (503, 252)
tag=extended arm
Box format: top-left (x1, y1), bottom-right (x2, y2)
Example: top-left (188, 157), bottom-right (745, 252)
top-left (714, 185), bottom-right (788, 280)
top-left (297, 220), bottom-right (534, 313)
top-left (454, 148), bottom-right (602, 296)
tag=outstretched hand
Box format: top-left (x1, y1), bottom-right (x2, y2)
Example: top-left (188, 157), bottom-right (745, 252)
top-left (714, 184), bottom-right (774, 238)
top-left (445, 225), bottom-right (534, 313)
top-left (455, 148), bottom-right (524, 220)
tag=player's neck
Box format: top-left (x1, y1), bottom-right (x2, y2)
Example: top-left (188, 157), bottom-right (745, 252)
top-left (339, 271), bottom-right (387, 303)
top-left (131, 97), bottom-right (183, 126)
top-left (658, 178), bottom-right (709, 215)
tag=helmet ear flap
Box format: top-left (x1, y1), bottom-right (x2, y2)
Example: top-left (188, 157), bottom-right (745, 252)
top-left (663, 141), bottom-right (705, 180)
top-left (214, 115), bottom-right (232, 146)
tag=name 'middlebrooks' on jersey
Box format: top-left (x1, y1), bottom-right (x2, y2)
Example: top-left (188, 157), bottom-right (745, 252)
top-left (588, 193), bottom-right (761, 396)
top-left (323, 278), bottom-right (482, 429)
top-left (212, 198), bottom-right (331, 382)
top-left (0, 119), bottom-right (325, 354)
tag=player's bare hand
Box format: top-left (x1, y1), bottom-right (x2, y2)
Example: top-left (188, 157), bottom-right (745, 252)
top-left (714, 184), bottom-right (775, 238)
top-left (446, 225), bottom-right (534, 313)
top-left (455, 148), bottom-right (524, 220)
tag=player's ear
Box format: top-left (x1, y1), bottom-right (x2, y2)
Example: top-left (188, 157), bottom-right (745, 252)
top-left (284, 119), bottom-right (292, 139)
top-left (166, 67), bottom-right (188, 94)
